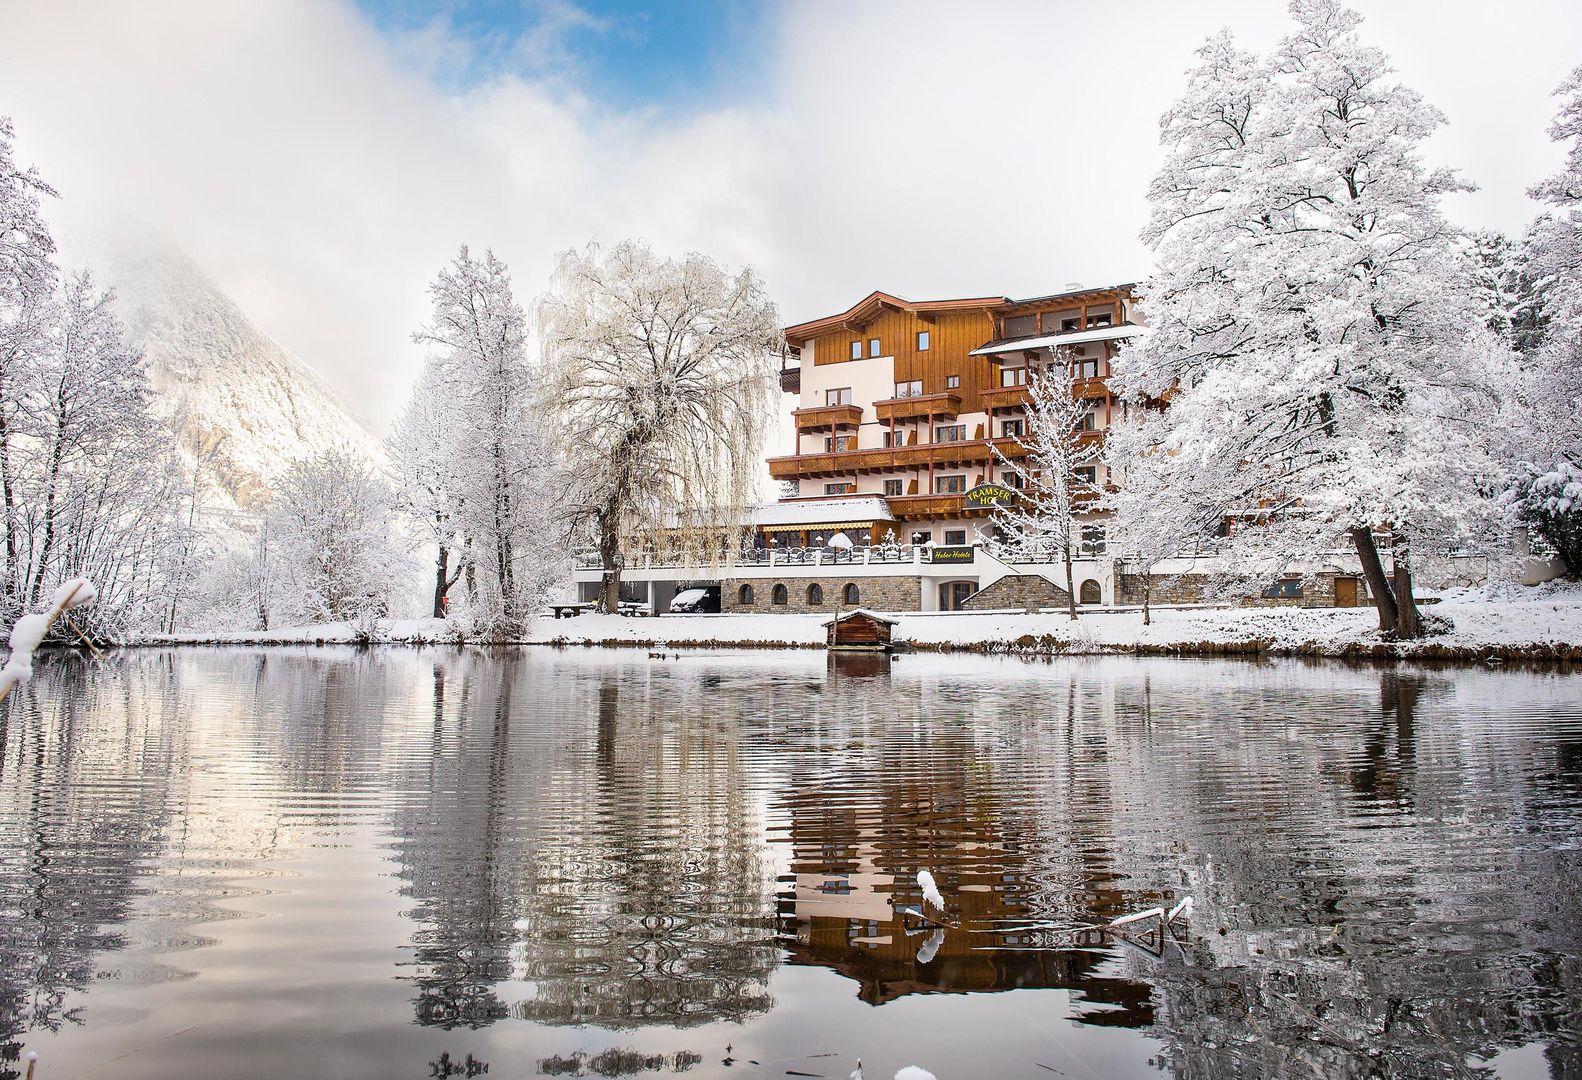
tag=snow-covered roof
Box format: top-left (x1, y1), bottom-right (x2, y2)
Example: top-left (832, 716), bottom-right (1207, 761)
top-left (970, 324), bottom-right (1149, 357)
top-left (821, 607), bottom-right (900, 627)
top-left (751, 497), bottom-right (895, 530)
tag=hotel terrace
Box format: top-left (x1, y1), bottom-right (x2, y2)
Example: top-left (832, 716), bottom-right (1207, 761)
top-left (572, 284), bottom-right (1148, 614)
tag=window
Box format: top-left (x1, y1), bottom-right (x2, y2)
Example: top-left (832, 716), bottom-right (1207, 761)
top-left (1074, 409), bottom-right (1097, 432)
top-left (1079, 580), bottom-right (1102, 605)
top-left (894, 379), bottom-right (923, 398)
top-left (934, 424), bottom-right (965, 443)
top-left (1001, 366), bottom-right (1028, 387)
top-left (1005, 471), bottom-right (1024, 489)
top-left (1074, 465), bottom-right (1097, 486)
top-left (824, 482), bottom-right (854, 495)
top-left (1001, 419), bottom-right (1025, 439)
top-left (944, 529), bottom-right (967, 545)
top-left (825, 435), bottom-right (855, 452)
top-left (1060, 317), bottom-right (1080, 332)
top-left (850, 341), bottom-right (863, 360)
top-left (940, 581), bottom-right (975, 610)
top-left (917, 330), bottom-right (930, 351)
top-left (883, 479), bottom-right (903, 496)
top-left (910, 530), bottom-right (932, 545)
top-left (882, 431), bottom-right (895, 448)
top-left (807, 583), bottom-right (824, 605)
top-left (843, 583), bottom-right (860, 605)
top-left (945, 374), bottom-right (960, 389)
top-left (737, 584), bottom-right (754, 605)
top-left (772, 584), bottom-right (788, 606)
top-left (1261, 579), bottom-right (1304, 599)
top-left (1086, 309), bottom-right (1114, 328)
top-left (935, 474), bottom-right (966, 494)
top-left (869, 338), bottom-right (881, 357)
top-left (826, 387), bottom-right (853, 405)
top-left (1070, 357), bottom-right (1098, 379)
top-left (1005, 315), bottom-right (1037, 337)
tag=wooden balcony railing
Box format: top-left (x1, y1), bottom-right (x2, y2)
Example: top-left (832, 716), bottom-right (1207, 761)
top-left (768, 436), bottom-right (1042, 480)
top-left (792, 403), bottom-right (863, 431)
top-left (874, 392), bottom-right (961, 422)
top-left (979, 384), bottom-right (1032, 410)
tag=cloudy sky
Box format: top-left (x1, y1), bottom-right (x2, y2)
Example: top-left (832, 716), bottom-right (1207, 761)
top-left (1, 0), bottom-right (1578, 431)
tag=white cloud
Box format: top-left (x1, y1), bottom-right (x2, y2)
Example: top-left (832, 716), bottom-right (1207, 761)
top-left (1, 0), bottom-right (1576, 431)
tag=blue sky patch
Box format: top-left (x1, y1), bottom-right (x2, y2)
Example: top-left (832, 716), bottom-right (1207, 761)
top-left (358, 0), bottom-right (773, 112)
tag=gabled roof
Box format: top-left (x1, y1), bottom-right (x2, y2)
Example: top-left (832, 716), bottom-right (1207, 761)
top-left (784, 290), bottom-right (1007, 347)
top-left (821, 607), bottom-right (900, 628)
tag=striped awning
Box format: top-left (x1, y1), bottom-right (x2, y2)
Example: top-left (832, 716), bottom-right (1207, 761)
top-left (761, 520), bottom-right (877, 533)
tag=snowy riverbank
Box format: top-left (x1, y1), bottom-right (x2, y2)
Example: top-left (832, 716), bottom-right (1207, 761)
top-left (154, 582), bottom-right (1582, 662)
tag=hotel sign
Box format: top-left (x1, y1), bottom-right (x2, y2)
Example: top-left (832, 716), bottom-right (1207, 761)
top-left (964, 483), bottom-right (1017, 509)
top-left (929, 545), bottom-right (975, 563)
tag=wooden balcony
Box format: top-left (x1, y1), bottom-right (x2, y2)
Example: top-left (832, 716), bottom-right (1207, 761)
top-left (767, 436), bottom-right (1033, 480)
top-left (1075, 377), bottom-right (1110, 400)
top-left (874, 392), bottom-right (961, 422)
top-left (979, 384), bottom-right (1032, 410)
top-left (792, 403), bottom-right (862, 432)
top-left (885, 493), bottom-right (972, 518)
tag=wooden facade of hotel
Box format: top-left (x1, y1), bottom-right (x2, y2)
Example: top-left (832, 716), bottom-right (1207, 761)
top-left (766, 285), bottom-right (1139, 538)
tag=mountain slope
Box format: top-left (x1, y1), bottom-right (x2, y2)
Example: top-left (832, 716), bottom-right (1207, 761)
top-left (103, 240), bottom-right (384, 509)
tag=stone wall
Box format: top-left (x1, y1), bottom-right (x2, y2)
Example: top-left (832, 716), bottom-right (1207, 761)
top-left (722, 576), bottom-right (922, 614)
top-left (961, 573), bottom-right (1071, 612)
top-left (1117, 572), bottom-right (1357, 608)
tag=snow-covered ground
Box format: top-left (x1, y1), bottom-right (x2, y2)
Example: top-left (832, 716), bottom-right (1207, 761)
top-left (156, 581), bottom-right (1582, 660)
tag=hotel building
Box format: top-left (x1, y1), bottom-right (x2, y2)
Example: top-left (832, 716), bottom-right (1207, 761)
top-left (572, 283), bottom-right (1148, 613)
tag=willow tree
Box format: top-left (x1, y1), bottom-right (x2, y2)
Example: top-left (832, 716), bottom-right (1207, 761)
top-left (536, 242), bottom-right (781, 612)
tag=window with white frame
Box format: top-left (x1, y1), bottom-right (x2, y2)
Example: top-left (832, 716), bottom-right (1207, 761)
top-left (826, 387), bottom-right (852, 405)
top-left (917, 330), bottom-right (930, 351)
top-left (944, 529), bottom-right (967, 545)
top-left (945, 374), bottom-right (960, 389)
top-left (894, 379), bottom-right (923, 398)
top-left (1001, 366), bottom-right (1028, 387)
top-left (868, 338), bottom-right (881, 357)
top-left (849, 340), bottom-right (862, 360)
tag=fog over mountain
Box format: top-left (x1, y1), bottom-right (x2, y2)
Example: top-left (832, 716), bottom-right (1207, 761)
top-left (100, 235), bottom-right (383, 510)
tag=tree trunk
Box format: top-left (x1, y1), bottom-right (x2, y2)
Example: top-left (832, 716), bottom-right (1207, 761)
top-left (433, 543), bottom-right (450, 618)
top-left (1142, 570), bottom-right (1152, 627)
top-left (1063, 540), bottom-right (1077, 620)
top-left (1393, 537), bottom-right (1422, 640)
top-left (1349, 526), bottom-right (1398, 634)
top-left (598, 510), bottom-right (622, 614)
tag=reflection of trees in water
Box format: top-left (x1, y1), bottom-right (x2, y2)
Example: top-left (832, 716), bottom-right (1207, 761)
top-left (388, 655), bottom-right (776, 1030)
top-left (1093, 666), bottom-right (1582, 1079)
top-left (0, 656), bottom-right (186, 1079)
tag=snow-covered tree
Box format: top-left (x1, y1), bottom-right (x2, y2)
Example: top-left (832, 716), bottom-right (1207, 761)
top-left (264, 447), bottom-right (403, 625)
top-left (1509, 64), bottom-right (1582, 573)
top-left (1114, 0), bottom-right (1510, 638)
top-left (990, 355), bottom-right (1104, 620)
top-left (536, 241), bottom-right (781, 612)
top-left (411, 246), bottom-right (564, 633)
top-left (1101, 410), bottom-right (1218, 625)
top-left (0, 115), bottom-right (59, 612)
top-left (388, 362), bottom-right (469, 618)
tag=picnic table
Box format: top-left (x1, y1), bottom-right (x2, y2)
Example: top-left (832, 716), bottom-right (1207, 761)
top-left (550, 603), bottom-right (595, 619)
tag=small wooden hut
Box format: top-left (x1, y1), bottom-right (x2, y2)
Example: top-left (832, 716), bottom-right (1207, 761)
top-left (824, 608), bottom-right (897, 652)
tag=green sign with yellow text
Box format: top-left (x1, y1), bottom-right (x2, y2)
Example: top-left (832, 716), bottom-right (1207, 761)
top-left (963, 483), bottom-right (1017, 510)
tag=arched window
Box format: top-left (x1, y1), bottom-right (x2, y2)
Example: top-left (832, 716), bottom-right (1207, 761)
top-left (1079, 579), bottom-right (1102, 605)
top-left (738, 583), bottom-right (754, 606)
top-left (807, 583), bottom-right (824, 605)
top-left (772, 584), bottom-right (788, 606)
top-left (843, 583), bottom-right (860, 605)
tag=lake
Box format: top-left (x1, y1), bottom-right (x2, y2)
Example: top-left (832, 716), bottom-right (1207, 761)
top-left (1, 648), bottom-right (1578, 1080)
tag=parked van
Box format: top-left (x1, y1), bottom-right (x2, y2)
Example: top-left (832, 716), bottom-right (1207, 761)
top-left (669, 587), bottom-right (720, 614)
